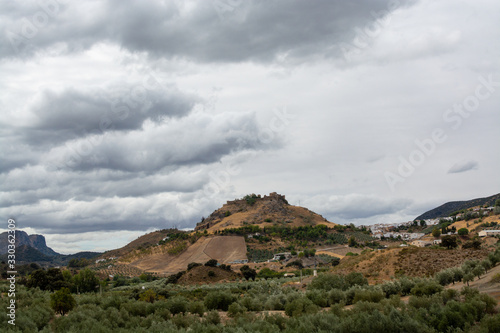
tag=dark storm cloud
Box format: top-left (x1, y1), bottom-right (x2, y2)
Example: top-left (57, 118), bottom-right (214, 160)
top-left (0, 166), bottom-right (207, 208)
top-left (2, 0), bottom-right (415, 62)
top-left (44, 111), bottom-right (271, 173)
top-left (23, 85), bottom-right (198, 145)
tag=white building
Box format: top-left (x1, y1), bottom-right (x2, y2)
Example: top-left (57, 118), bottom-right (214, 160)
top-left (478, 230), bottom-right (500, 237)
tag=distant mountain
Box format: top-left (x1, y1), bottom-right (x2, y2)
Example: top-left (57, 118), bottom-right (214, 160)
top-left (1, 244), bottom-right (53, 263)
top-left (414, 193), bottom-right (500, 220)
top-left (0, 230), bottom-right (58, 256)
top-left (0, 230), bottom-right (102, 266)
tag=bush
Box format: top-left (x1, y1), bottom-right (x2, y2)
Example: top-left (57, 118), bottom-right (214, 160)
top-left (327, 289), bottom-right (346, 305)
top-left (284, 296), bottom-right (320, 317)
top-left (208, 270), bottom-right (216, 277)
top-left (399, 277), bottom-right (416, 296)
top-left (50, 287), bottom-right (76, 316)
top-left (205, 259), bottom-right (218, 267)
top-left (204, 310), bottom-right (221, 325)
top-left (241, 296), bottom-right (263, 311)
top-left (167, 296), bottom-right (188, 315)
top-left (189, 301), bottom-right (206, 317)
top-left (264, 294), bottom-right (287, 310)
top-left (204, 291), bottom-right (235, 311)
top-left (240, 265), bottom-right (257, 281)
top-left (345, 272), bottom-right (368, 288)
top-left (410, 280), bottom-right (443, 297)
top-left (258, 267), bottom-right (283, 279)
top-left (458, 228), bottom-right (469, 236)
top-left (353, 287), bottom-right (385, 304)
top-left (228, 302), bottom-right (247, 317)
top-left (381, 281), bottom-right (401, 297)
top-left (187, 262), bottom-right (202, 271)
top-left (309, 273), bottom-right (344, 291)
top-left (306, 289), bottom-right (328, 307)
top-left (138, 289), bottom-right (156, 303)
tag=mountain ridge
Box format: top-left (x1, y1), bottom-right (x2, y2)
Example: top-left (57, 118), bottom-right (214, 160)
top-left (414, 193), bottom-right (500, 220)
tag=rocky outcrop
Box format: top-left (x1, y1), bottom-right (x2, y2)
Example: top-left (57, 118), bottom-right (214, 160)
top-left (195, 192), bottom-right (293, 231)
top-left (0, 230), bottom-right (58, 256)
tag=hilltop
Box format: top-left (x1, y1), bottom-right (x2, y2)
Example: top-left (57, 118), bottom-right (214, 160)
top-left (195, 192), bottom-right (336, 232)
top-left (415, 193), bottom-right (500, 220)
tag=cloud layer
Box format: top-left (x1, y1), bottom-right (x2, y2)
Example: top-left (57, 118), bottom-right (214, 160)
top-left (1, 0), bottom-right (499, 253)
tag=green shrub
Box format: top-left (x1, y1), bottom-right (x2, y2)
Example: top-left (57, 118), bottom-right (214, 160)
top-left (187, 262), bottom-right (202, 271)
top-left (345, 272), bottom-right (368, 288)
top-left (204, 310), bottom-right (221, 325)
top-left (309, 273), bottom-right (344, 291)
top-left (306, 289), bottom-right (328, 307)
top-left (228, 302), bottom-right (247, 317)
top-left (264, 294), bottom-right (287, 310)
top-left (353, 287), bottom-right (385, 304)
top-left (189, 301), bottom-right (206, 317)
top-left (205, 259), bottom-right (218, 267)
top-left (241, 296), bottom-right (263, 311)
top-left (204, 291), bottom-right (235, 311)
top-left (167, 296), bottom-right (188, 315)
top-left (138, 288), bottom-right (157, 303)
top-left (410, 280), bottom-right (443, 297)
top-left (50, 288), bottom-right (76, 316)
top-left (284, 296), bottom-right (320, 317)
top-left (381, 281), bottom-right (401, 297)
top-left (172, 313), bottom-right (198, 329)
top-left (327, 289), bottom-right (346, 305)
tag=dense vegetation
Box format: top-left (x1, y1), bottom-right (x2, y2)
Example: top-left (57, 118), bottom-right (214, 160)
top-left (2, 244), bottom-right (500, 332)
top-left (218, 224), bottom-right (372, 247)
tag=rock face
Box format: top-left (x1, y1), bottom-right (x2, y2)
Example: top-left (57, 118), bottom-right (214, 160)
top-left (0, 230), bottom-right (58, 256)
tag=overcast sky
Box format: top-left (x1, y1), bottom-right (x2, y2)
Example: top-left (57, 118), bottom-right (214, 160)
top-left (1, 0), bottom-right (499, 254)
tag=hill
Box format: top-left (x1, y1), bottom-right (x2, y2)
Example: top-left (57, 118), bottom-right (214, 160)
top-left (414, 193), bottom-right (500, 220)
top-left (94, 192), bottom-right (344, 278)
top-left (195, 192), bottom-right (336, 232)
top-left (127, 236), bottom-right (247, 276)
top-left (101, 228), bottom-right (179, 259)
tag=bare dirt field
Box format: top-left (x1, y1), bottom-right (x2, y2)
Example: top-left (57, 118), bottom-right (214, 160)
top-left (130, 236), bottom-right (247, 276)
top-left (317, 245), bottom-right (363, 258)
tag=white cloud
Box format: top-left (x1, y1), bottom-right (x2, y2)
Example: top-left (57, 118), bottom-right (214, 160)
top-left (1, 0), bottom-right (499, 253)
